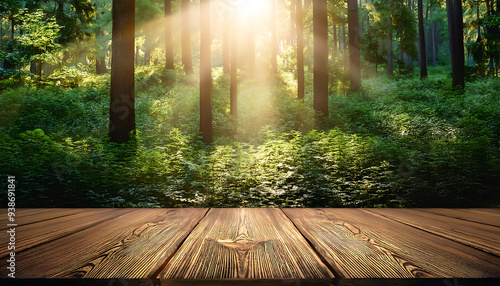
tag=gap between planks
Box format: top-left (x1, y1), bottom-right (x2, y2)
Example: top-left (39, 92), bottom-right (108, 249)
top-left (149, 208), bottom-right (210, 284)
top-left (279, 208), bottom-right (342, 282)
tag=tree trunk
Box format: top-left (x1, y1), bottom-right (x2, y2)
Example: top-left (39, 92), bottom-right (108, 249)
top-left (96, 56), bottom-right (106, 74)
top-left (165, 0), bottom-right (174, 69)
top-left (446, 0), bottom-right (456, 78)
top-left (246, 13), bottom-right (256, 77)
top-left (200, 0), bottom-right (212, 143)
top-left (230, 9), bottom-right (238, 129)
top-left (37, 61), bottom-right (42, 79)
top-left (446, 0), bottom-right (464, 88)
top-left (30, 61), bottom-right (37, 74)
top-left (271, 0), bottom-right (278, 74)
top-left (418, 0), bottom-right (427, 78)
top-left (290, 0), bottom-right (296, 46)
top-left (181, 0), bottom-right (193, 74)
top-left (333, 24), bottom-right (337, 55)
top-left (136, 45), bottom-right (140, 66)
top-left (305, 0), bottom-right (313, 72)
top-left (485, 0), bottom-right (494, 73)
top-left (342, 24), bottom-right (347, 55)
top-left (95, 3), bottom-right (107, 74)
top-left (348, 0), bottom-right (361, 91)
top-left (387, 13), bottom-right (394, 76)
top-left (399, 25), bottom-right (404, 63)
top-left (297, 0), bottom-right (305, 99)
top-left (432, 21), bottom-right (437, 67)
top-left (144, 33), bottom-right (152, 65)
top-left (222, 11), bottom-right (230, 74)
top-left (453, 0), bottom-right (464, 86)
top-left (313, 0), bottom-right (328, 116)
top-left (477, 0), bottom-right (481, 39)
top-left (110, 0), bottom-right (136, 143)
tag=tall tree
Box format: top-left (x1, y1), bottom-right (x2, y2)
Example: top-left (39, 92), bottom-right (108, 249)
top-left (181, 0), bottom-right (193, 74)
top-left (342, 25), bottom-right (347, 55)
top-left (230, 9), bottom-right (238, 129)
top-left (144, 33), bottom-right (152, 65)
top-left (222, 10), bottom-right (230, 74)
top-left (333, 24), bottom-right (337, 54)
top-left (361, 21), bottom-right (386, 72)
top-left (418, 0), bottom-right (427, 78)
top-left (93, 2), bottom-right (110, 74)
top-left (110, 0), bottom-right (135, 143)
top-left (165, 0), bottom-right (174, 69)
top-left (246, 12), bottom-right (256, 77)
top-left (431, 17), bottom-right (437, 67)
top-left (446, 0), bottom-right (464, 88)
top-left (387, 12), bottom-right (394, 76)
top-left (348, 0), bottom-right (361, 91)
top-left (200, 0), bottom-right (212, 143)
top-left (313, 0), bottom-right (328, 116)
top-left (271, 0), bottom-right (278, 74)
top-left (296, 0), bottom-right (305, 99)
top-left (96, 45), bottom-right (107, 74)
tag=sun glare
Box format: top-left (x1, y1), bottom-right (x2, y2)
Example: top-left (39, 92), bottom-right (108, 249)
top-left (239, 0), bottom-right (269, 14)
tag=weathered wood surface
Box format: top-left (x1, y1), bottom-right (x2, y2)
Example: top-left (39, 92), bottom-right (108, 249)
top-left (1, 208), bottom-right (499, 282)
top-left (0, 208), bottom-right (207, 279)
top-left (159, 208), bottom-right (334, 282)
top-left (282, 208), bottom-right (500, 278)
top-left (367, 208), bottom-right (500, 256)
top-left (0, 208), bottom-right (133, 258)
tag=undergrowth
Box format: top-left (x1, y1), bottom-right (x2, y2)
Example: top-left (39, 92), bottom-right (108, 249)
top-left (1, 66), bottom-right (499, 207)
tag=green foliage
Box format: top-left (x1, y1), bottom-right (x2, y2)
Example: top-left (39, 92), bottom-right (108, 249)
top-left (366, 0), bottom-right (417, 73)
top-left (14, 9), bottom-right (63, 65)
top-left (0, 86), bottom-right (108, 138)
top-left (1, 66), bottom-right (499, 208)
top-left (362, 22), bottom-right (386, 70)
top-left (331, 76), bottom-right (500, 206)
top-left (466, 38), bottom-right (488, 76)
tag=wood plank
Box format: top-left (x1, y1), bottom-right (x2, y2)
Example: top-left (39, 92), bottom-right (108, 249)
top-left (0, 208), bottom-right (207, 279)
top-left (416, 208), bottom-right (500, 227)
top-left (366, 209), bottom-right (500, 256)
top-left (0, 208), bottom-right (90, 230)
top-left (158, 208), bottom-right (334, 283)
top-left (283, 208), bottom-right (500, 278)
top-left (0, 208), bottom-right (133, 258)
top-left (161, 279), bottom-right (334, 286)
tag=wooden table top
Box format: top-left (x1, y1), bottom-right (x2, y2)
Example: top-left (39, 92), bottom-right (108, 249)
top-left (1, 208), bottom-right (499, 285)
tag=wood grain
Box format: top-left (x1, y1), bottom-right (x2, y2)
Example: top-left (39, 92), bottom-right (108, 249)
top-left (0, 208), bottom-right (207, 279)
top-left (283, 208), bottom-right (500, 278)
top-left (416, 208), bottom-right (500, 227)
top-left (0, 208), bottom-right (90, 230)
top-left (367, 208), bottom-right (500, 256)
top-left (158, 208), bottom-right (334, 282)
top-left (0, 208), bottom-right (133, 258)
